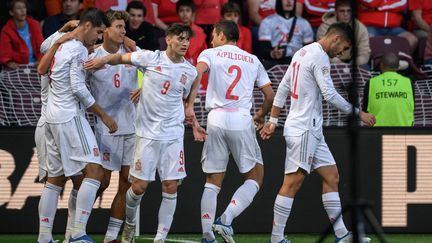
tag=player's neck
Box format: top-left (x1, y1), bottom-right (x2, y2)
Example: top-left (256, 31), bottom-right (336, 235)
top-left (165, 49), bottom-right (183, 63)
top-left (318, 38), bottom-right (330, 54)
top-left (103, 39), bottom-right (120, 54)
top-left (74, 27), bottom-right (86, 43)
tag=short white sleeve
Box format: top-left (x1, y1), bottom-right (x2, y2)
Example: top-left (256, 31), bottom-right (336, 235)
top-left (256, 61), bottom-right (271, 88)
top-left (130, 50), bottom-right (158, 68)
top-left (197, 49), bottom-right (212, 68)
top-left (258, 18), bottom-right (272, 41)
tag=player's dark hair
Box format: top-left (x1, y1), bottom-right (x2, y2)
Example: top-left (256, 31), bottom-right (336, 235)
top-left (79, 8), bottom-right (110, 27)
top-left (176, 0), bottom-right (196, 13)
top-left (325, 22), bottom-right (353, 43)
top-left (105, 10), bottom-right (129, 25)
top-left (8, 0), bottom-right (27, 11)
top-left (165, 23), bottom-right (194, 39)
top-left (221, 2), bottom-right (241, 16)
top-left (213, 20), bottom-right (239, 42)
top-left (335, 0), bottom-right (351, 10)
top-left (126, 0), bottom-right (146, 17)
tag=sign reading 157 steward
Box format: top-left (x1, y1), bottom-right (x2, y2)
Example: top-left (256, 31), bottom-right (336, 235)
top-left (0, 129), bottom-right (431, 233)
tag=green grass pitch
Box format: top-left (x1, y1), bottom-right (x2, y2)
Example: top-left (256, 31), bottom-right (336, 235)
top-left (1, 234), bottom-right (432, 243)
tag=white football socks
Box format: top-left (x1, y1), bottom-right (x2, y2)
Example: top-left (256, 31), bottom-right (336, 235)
top-left (38, 182), bottom-right (62, 243)
top-left (322, 192), bottom-right (348, 238)
top-left (125, 187), bottom-right (143, 225)
top-left (154, 192), bottom-right (177, 241)
top-left (72, 178), bottom-right (100, 239)
top-left (104, 217), bottom-right (124, 242)
top-left (200, 183), bottom-right (220, 241)
top-left (220, 179), bottom-right (260, 225)
top-left (64, 189), bottom-right (78, 241)
top-left (271, 194), bottom-right (293, 243)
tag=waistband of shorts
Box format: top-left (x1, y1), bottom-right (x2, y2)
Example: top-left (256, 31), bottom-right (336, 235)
top-left (211, 107), bottom-right (249, 113)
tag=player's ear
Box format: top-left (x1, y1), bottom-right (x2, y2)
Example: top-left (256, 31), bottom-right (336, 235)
top-left (84, 21), bottom-right (92, 31)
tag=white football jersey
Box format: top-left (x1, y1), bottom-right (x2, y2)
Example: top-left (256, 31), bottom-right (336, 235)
top-left (198, 44), bottom-right (271, 112)
top-left (46, 39), bottom-right (94, 123)
top-left (89, 45), bottom-right (137, 135)
top-left (37, 31), bottom-right (65, 127)
top-left (273, 42), bottom-right (353, 137)
top-left (130, 50), bottom-right (197, 140)
top-left (259, 14), bottom-right (313, 57)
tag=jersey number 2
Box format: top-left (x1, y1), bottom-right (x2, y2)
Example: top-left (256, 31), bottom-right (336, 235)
top-left (290, 62), bottom-right (300, 99)
top-left (226, 65), bottom-right (241, 100)
top-left (114, 73), bottom-right (120, 88)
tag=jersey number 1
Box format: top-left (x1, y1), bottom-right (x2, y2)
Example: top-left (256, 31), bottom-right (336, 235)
top-left (290, 62), bottom-right (300, 99)
top-left (226, 65), bottom-right (241, 100)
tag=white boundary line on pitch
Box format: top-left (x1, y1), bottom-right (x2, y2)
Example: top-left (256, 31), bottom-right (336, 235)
top-left (138, 237), bottom-right (201, 243)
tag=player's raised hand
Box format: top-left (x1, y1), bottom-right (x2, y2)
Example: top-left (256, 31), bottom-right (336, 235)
top-left (55, 32), bottom-right (75, 45)
top-left (359, 111), bottom-right (376, 127)
top-left (101, 114), bottom-right (118, 133)
top-left (260, 122), bottom-right (276, 140)
top-left (130, 88), bottom-right (142, 104)
top-left (59, 20), bottom-right (79, 32)
top-left (84, 57), bottom-right (106, 71)
top-left (123, 37), bottom-right (137, 52)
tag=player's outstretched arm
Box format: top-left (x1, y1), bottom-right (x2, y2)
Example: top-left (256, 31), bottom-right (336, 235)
top-left (37, 32), bottom-right (74, 75)
top-left (185, 62), bottom-right (208, 124)
top-left (84, 53), bottom-right (130, 70)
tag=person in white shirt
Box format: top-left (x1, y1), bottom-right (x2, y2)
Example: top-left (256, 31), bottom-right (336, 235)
top-left (186, 20), bottom-right (275, 243)
top-left (86, 10), bottom-right (138, 243)
top-left (42, 8), bottom-right (117, 243)
top-left (260, 22), bottom-right (375, 243)
top-left (84, 23), bottom-right (205, 243)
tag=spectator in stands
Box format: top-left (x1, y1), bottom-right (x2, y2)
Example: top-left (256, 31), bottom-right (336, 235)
top-left (258, 0), bottom-right (313, 68)
top-left (194, 0), bottom-right (227, 42)
top-left (94, 0), bottom-right (156, 25)
top-left (424, 25), bottom-right (432, 64)
top-left (296, 0), bottom-right (335, 30)
top-left (125, 1), bottom-right (159, 50)
top-left (153, 0), bottom-right (181, 30)
top-left (43, 0), bottom-right (81, 38)
top-left (409, 0), bottom-right (432, 39)
top-left (44, 0), bottom-right (93, 16)
top-left (316, 0), bottom-right (370, 66)
top-left (363, 52), bottom-right (414, 126)
top-left (176, 0), bottom-right (207, 65)
top-left (222, 2), bottom-right (252, 53)
top-left (248, 0), bottom-right (276, 26)
top-left (358, 0), bottom-right (418, 53)
top-left (0, 0), bottom-right (44, 69)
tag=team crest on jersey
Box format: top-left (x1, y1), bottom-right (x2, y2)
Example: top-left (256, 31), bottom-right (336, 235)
top-left (321, 66), bottom-right (330, 76)
top-left (135, 159), bottom-right (142, 171)
top-left (93, 147), bottom-right (100, 157)
top-left (180, 73), bottom-right (187, 85)
top-left (299, 49), bottom-right (307, 57)
top-left (102, 152), bottom-right (110, 161)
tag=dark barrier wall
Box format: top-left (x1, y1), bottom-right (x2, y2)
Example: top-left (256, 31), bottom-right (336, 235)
top-left (1, 128), bottom-right (432, 233)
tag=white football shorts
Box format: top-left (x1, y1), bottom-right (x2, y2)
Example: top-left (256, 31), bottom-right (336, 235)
top-left (95, 130), bottom-right (134, 171)
top-left (284, 131), bottom-right (336, 174)
top-left (45, 115), bottom-right (102, 177)
top-left (130, 136), bottom-right (186, 182)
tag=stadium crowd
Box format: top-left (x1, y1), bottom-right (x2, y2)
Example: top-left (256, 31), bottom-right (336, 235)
top-left (0, 0), bottom-right (431, 72)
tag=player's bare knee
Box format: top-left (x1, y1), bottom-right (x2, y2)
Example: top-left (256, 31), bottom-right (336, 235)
top-left (206, 173), bottom-right (225, 187)
top-left (131, 179), bottom-right (148, 195)
top-left (245, 164), bottom-right (264, 186)
top-left (85, 163), bottom-right (104, 181)
top-left (162, 180), bottom-right (178, 194)
top-left (47, 175), bottom-right (67, 187)
top-left (323, 172), bottom-right (339, 189)
top-left (118, 175), bottom-right (131, 193)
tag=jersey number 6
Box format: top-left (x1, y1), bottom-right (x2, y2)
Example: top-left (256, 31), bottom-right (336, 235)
top-left (226, 65), bottom-right (241, 100)
top-left (114, 73), bottom-right (120, 88)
